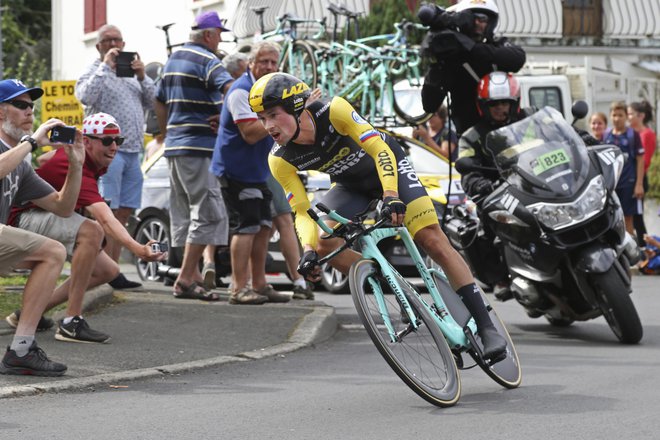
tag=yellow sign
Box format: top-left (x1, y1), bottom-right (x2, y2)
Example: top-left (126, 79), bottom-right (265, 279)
top-left (40, 80), bottom-right (84, 128)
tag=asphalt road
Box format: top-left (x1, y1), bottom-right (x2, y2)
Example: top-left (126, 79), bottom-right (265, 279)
top-left (0, 275), bottom-right (658, 440)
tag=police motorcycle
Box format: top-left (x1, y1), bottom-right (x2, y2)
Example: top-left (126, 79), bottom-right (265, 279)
top-left (445, 103), bottom-right (643, 344)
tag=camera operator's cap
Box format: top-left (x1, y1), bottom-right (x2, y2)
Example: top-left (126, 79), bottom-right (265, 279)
top-left (0, 79), bottom-right (44, 103)
top-left (191, 11), bottom-right (230, 31)
top-left (82, 112), bottom-right (121, 135)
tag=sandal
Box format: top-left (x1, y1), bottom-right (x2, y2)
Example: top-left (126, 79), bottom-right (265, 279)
top-left (229, 287), bottom-right (268, 305)
top-left (173, 281), bottom-right (220, 301)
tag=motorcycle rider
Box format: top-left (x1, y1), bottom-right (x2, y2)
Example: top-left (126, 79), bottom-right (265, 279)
top-left (418, 0), bottom-right (526, 135)
top-left (455, 71), bottom-right (528, 300)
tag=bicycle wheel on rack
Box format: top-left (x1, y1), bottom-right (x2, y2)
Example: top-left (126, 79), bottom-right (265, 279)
top-left (350, 259), bottom-right (461, 407)
top-left (280, 40), bottom-right (318, 88)
top-left (391, 78), bottom-right (432, 125)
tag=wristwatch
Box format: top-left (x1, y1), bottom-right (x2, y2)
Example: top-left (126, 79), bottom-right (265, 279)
top-left (20, 135), bottom-right (39, 153)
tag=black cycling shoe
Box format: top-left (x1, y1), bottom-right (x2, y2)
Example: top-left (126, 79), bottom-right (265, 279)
top-left (479, 325), bottom-right (507, 361)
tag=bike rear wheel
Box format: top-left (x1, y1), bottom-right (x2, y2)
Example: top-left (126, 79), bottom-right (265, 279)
top-left (350, 259), bottom-right (461, 407)
top-left (430, 270), bottom-right (522, 389)
top-left (280, 40), bottom-right (318, 88)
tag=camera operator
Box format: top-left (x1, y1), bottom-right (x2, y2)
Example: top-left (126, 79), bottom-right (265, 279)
top-left (418, 0), bottom-right (526, 135)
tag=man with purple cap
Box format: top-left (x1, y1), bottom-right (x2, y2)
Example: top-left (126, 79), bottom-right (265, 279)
top-left (8, 113), bottom-right (166, 345)
top-left (154, 10), bottom-right (233, 300)
top-left (0, 79), bottom-right (85, 376)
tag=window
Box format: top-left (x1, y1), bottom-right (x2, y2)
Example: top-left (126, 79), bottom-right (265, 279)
top-left (528, 87), bottom-right (564, 114)
top-left (84, 0), bottom-right (107, 34)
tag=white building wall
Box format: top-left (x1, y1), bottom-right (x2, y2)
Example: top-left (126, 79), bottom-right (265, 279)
top-left (52, 0), bottom-right (237, 81)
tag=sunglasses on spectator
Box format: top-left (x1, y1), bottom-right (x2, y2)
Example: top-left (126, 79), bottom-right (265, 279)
top-left (474, 13), bottom-right (490, 23)
top-left (86, 135), bottom-right (125, 146)
top-left (7, 100), bottom-right (34, 110)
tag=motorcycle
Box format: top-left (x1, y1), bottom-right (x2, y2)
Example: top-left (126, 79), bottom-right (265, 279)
top-left (445, 103), bottom-right (643, 344)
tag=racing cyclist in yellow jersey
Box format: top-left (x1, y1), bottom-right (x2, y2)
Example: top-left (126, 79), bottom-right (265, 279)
top-left (249, 73), bottom-right (507, 360)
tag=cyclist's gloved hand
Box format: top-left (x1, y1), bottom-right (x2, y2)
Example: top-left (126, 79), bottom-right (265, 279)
top-left (473, 180), bottom-right (494, 197)
top-left (297, 250), bottom-right (321, 282)
top-left (380, 196), bottom-right (407, 225)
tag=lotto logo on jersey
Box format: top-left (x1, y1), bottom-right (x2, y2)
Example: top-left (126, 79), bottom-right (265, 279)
top-left (282, 82), bottom-right (310, 99)
top-left (351, 111), bottom-right (367, 124)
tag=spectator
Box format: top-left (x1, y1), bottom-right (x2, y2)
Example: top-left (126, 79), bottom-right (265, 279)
top-left (589, 112), bottom-right (608, 141)
top-left (154, 11), bottom-right (233, 301)
top-left (603, 101), bottom-right (645, 235)
top-left (75, 24), bottom-right (156, 290)
top-left (412, 105), bottom-right (458, 160)
top-left (639, 234), bottom-right (660, 275)
top-left (8, 113), bottom-right (165, 343)
top-left (419, 0), bottom-right (526, 135)
top-left (224, 52), bottom-right (249, 79)
top-left (628, 100), bottom-right (656, 247)
top-left (0, 79), bottom-right (84, 376)
top-left (210, 40), bottom-right (290, 304)
top-left (267, 174), bottom-right (314, 299)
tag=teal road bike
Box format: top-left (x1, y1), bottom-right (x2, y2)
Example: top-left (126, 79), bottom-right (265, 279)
top-left (308, 203), bottom-right (522, 407)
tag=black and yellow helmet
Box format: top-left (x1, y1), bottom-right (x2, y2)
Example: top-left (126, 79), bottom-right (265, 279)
top-left (249, 72), bottom-right (311, 116)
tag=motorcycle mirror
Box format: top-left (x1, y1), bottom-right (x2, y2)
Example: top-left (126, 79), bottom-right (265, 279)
top-left (571, 100), bottom-right (589, 125)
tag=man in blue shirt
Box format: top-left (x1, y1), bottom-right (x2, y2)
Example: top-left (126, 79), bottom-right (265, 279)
top-left (210, 41), bottom-right (290, 305)
top-left (154, 11), bottom-right (233, 301)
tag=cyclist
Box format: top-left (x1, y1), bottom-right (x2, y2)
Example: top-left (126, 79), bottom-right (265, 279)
top-left (249, 72), bottom-right (507, 360)
top-left (419, 0), bottom-right (526, 135)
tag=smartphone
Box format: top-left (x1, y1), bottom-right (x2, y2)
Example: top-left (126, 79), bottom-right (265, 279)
top-left (116, 51), bottom-right (137, 77)
top-left (151, 242), bottom-right (169, 253)
top-left (49, 125), bottom-right (77, 144)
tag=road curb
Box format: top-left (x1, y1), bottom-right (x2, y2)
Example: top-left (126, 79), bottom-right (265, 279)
top-left (0, 304), bottom-right (337, 399)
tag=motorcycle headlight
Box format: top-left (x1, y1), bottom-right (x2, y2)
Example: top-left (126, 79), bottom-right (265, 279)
top-left (528, 176), bottom-right (606, 230)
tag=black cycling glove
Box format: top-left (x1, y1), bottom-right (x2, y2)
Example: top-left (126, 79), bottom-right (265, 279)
top-left (297, 250), bottom-right (320, 278)
top-left (473, 180), bottom-right (494, 196)
top-left (380, 196), bottom-right (407, 220)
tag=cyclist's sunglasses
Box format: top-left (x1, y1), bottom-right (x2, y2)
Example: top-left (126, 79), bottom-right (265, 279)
top-left (474, 13), bottom-right (490, 23)
top-left (7, 100), bottom-right (34, 110)
top-left (86, 135), bottom-right (125, 146)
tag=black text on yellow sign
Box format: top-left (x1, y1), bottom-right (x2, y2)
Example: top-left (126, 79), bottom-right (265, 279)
top-left (41, 80), bottom-right (84, 128)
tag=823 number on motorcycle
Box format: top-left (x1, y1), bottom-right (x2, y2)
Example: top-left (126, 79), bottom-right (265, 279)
top-left (532, 148), bottom-right (569, 175)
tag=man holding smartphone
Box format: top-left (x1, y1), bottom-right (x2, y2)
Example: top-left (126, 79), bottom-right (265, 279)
top-left (75, 24), bottom-right (156, 290)
top-left (8, 113), bottom-right (166, 344)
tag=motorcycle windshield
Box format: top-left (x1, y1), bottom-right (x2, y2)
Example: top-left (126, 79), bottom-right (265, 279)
top-left (485, 107), bottom-right (590, 198)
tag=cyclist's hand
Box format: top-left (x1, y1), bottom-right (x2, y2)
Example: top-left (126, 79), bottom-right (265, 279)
top-left (297, 250), bottom-right (321, 282)
top-left (380, 196), bottom-right (406, 225)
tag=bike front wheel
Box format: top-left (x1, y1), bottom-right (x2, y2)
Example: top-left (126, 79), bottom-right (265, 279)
top-left (280, 40), bottom-right (318, 88)
top-left (350, 259), bottom-right (461, 407)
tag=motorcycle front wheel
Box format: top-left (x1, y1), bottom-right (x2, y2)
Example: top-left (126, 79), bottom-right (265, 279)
top-left (591, 266), bottom-right (643, 344)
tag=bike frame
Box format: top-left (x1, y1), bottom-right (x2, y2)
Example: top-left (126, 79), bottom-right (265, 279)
top-left (315, 209), bottom-right (477, 350)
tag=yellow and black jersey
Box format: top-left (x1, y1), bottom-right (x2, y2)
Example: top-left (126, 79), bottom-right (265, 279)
top-left (269, 96), bottom-right (437, 248)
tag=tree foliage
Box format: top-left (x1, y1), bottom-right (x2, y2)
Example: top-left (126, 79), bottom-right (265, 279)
top-left (359, 0), bottom-right (452, 43)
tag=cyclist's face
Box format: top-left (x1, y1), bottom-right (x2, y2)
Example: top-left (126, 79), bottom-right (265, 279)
top-left (251, 50), bottom-right (280, 79)
top-left (258, 107), bottom-right (296, 144)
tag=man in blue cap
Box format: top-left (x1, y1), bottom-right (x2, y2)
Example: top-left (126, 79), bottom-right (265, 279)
top-left (0, 79), bottom-right (85, 376)
top-left (154, 11), bottom-right (233, 300)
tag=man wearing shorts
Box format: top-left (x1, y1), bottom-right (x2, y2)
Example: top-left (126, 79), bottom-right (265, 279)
top-left (9, 113), bottom-right (165, 344)
top-left (0, 79), bottom-right (84, 376)
top-left (154, 11), bottom-right (232, 301)
top-left (211, 41), bottom-right (290, 305)
top-left (76, 24), bottom-right (156, 290)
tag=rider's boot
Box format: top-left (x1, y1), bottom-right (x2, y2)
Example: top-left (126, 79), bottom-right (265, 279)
top-left (457, 283), bottom-right (507, 360)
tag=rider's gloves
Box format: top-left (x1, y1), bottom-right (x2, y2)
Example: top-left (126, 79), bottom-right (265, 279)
top-left (297, 250), bottom-right (320, 278)
top-left (473, 180), bottom-right (494, 196)
top-left (380, 196), bottom-right (407, 220)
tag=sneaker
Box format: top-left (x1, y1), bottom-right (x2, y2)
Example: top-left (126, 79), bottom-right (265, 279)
top-left (6, 310), bottom-right (54, 332)
top-left (292, 282), bottom-right (315, 300)
top-left (108, 273), bottom-right (142, 290)
top-left (257, 284), bottom-right (291, 303)
top-left (55, 316), bottom-right (111, 344)
top-left (0, 341), bottom-right (67, 376)
top-left (479, 325), bottom-right (507, 361)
